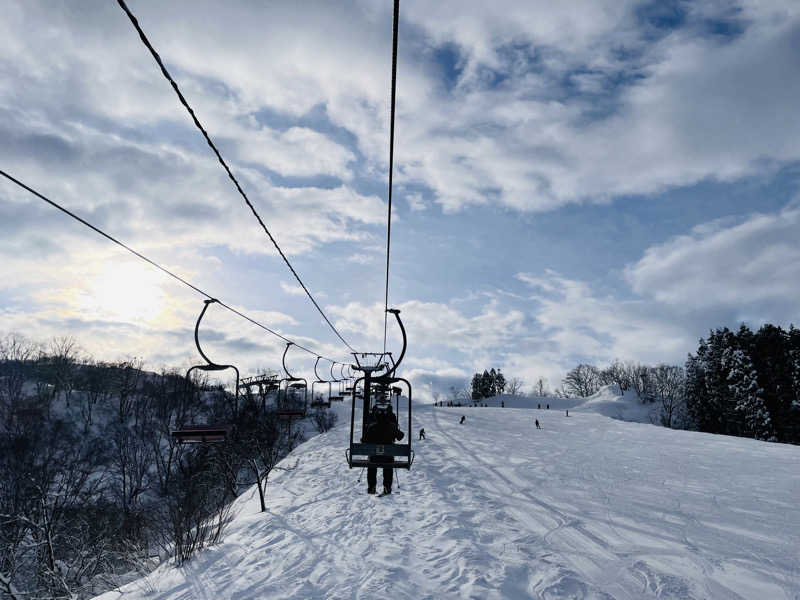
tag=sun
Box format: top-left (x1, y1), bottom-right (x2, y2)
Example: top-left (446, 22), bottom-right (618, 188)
top-left (79, 261), bottom-right (167, 324)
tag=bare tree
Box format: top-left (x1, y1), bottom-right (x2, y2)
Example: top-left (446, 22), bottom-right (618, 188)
top-left (650, 364), bottom-right (687, 428)
top-left (78, 360), bottom-right (115, 429)
top-left (0, 333), bottom-right (36, 423)
top-left (0, 415), bottom-right (109, 599)
top-left (163, 446), bottom-right (232, 565)
top-left (225, 404), bottom-right (300, 513)
top-left (506, 377), bottom-right (525, 396)
top-left (312, 406), bottom-right (338, 433)
top-left (47, 336), bottom-right (81, 408)
top-left (598, 361), bottom-right (631, 393)
top-left (112, 358), bottom-right (145, 423)
top-left (531, 376), bottom-right (550, 397)
top-left (624, 362), bottom-right (654, 402)
top-left (563, 364), bottom-right (601, 397)
top-left (107, 421), bottom-right (154, 537)
top-left (0, 570), bottom-right (22, 600)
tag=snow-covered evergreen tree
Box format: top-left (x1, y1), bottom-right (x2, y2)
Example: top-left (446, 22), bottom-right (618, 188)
top-left (788, 325), bottom-right (800, 409)
top-left (723, 347), bottom-right (774, 441)
top-left (471, 373), bottom-right (482, 400)
top-left (480, 370), bottom-right (493, 398)
top-left (495, 369), bottom-right (506, 395)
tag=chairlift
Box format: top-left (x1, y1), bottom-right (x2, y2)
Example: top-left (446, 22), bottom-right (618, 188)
top-left (341, 363), bottom-right (354, 396)
top-left (310, 356), bottom-right (332, 408)
top-left (171, 299), bottom-right (239, 444)
top-left (278, 342), bottom-right (307, 419)
top-left (329, 362), bottom-right (344, 402)
top-left (346, 308), bottom-right (413, 470)
top-left (238, 373), bottom-right (280, 413)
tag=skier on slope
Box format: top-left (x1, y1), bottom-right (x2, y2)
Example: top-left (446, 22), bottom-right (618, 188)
top-left (364, 403), bottom-right (404, 495)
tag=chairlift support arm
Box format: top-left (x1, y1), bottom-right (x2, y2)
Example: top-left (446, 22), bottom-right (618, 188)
top-left (383, 308), bottom-right (406, 378)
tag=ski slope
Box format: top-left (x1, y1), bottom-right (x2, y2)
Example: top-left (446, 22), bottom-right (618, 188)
top-left (96, 400), bottom-right (800, 599)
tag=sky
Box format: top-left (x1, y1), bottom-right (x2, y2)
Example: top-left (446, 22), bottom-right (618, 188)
top-left (2, 0), bottom-right (800, 399)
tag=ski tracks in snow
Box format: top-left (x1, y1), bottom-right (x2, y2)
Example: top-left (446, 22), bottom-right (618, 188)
top-left (95, 402), bottom-right (800, 600)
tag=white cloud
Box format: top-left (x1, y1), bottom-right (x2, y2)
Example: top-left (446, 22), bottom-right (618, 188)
top-left (5, 0), bottom-right (800, 221)
top-left (406, 192), bottom-right (427, 212)
top-left (235, 124), bottom-right (355, 180)
top-left (625, 204), bottom-right (800, 316)
top-left (280, 281), bottom-right (305, 297)
top-left (517, 270), bottom-right (693, 366)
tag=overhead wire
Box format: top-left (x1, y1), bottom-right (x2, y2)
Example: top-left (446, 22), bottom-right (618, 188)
top-left (115, 0), bottom-right (356, 354)
top-left (383, 0), bottom-right (400, 354)
top-left (0, 168), bottom-right (346, 364)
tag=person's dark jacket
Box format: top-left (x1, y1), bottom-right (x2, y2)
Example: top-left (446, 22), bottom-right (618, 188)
top-left (364, 408), bottom-right (404, 444)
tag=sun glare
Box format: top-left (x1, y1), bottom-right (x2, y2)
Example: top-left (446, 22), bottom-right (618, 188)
top-left (80, 262), bottom-right (167, 324)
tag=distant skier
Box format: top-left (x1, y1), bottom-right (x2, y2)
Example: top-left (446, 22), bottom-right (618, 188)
top-left (565, 409), bottom-right (569, 417)
top-left (538, 403), bottom-right (541, 409)
top-left (364, 403), bottom-right (404, 495)
top-left (419, 428), bottom-right (425, 440)
top-left (546, 403), bottom-right (550, 409)
top-left (535, 419), bottom-right (541, 429)
top-left (460, 415), bottom-right (465, 424)
top-left (501, 400), bottom-right (504, 408)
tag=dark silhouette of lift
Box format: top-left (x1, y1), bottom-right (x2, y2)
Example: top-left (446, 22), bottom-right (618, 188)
top-left (171, 299), bottom-right (239, 443)
top-left (328, 362), bottom-right (344, 402)
top-left (278, 342), bottom-right (308, 419)
top-left (311, 356), bottom-right (332, 408)
top-left (346, 308), bottom-right (413, 470)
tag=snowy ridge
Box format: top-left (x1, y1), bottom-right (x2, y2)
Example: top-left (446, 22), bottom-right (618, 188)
top-left (470, 386), bottom-right (659, 424)
top-left (96, 400), bottom-right (800, 599)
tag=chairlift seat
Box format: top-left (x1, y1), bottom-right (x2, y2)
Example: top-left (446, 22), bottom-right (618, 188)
top-left (278, 409), bottom-right (305, 419)
top-left (171, 424), bottom-right (232, 443)
top-left (346, 443), bottom-right (413, 470)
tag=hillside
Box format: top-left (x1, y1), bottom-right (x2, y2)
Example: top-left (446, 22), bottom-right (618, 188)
top-left (95, 399), bottom-right (800, 599)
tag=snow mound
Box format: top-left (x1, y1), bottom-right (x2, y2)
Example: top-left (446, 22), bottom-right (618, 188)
top-left (571, 384), bottom-right (660, 423)
top-left (453, 387), bottom-right (658, 424)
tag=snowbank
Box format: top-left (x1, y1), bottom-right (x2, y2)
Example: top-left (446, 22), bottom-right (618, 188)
top-left (447, 386), bottom-right (659, 424)
top-left (571, 384), bottom-right (660, 423)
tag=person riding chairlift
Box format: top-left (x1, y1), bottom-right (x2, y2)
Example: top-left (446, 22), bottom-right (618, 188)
top-left (364, 402), bottom-right (404, 495)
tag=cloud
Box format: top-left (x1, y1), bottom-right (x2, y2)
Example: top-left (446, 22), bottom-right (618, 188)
top-left (393, 1), bottom-right (800, 212)
top-left (517, 270), bottom-right (694, 366)
top-left (5, 0), bottom-right (800, 225)
top-left (280, 282), bottom-right (306, 297)
top-left (235, 122), bottom-right (356, 181)
top-left (625, 204), bottom-right (800, 318)
top-left (406, 192), bottom-right (427, 212)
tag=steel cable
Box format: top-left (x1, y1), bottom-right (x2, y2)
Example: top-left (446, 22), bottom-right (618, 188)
top-left (383, 0), bottom-right (400, 353)
top-left (0, 168), bottom-right (344, 363)
top-left (116, 0), bottom-right (356, 354)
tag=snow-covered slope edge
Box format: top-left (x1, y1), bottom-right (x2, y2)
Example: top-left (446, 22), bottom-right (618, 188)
top-left (96, 403), bottom-right (800, 599)
top-left (468, 385), bottom-right (659, 424)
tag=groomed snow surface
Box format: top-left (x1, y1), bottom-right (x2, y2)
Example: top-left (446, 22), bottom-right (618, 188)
top-left (96, 391), bottom-right (800, 599)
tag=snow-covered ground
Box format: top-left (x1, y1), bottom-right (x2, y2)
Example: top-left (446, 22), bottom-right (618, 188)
top-left (96, 397), bottom-right (800, 599)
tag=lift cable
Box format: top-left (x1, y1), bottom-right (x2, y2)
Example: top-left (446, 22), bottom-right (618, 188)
top-left (383, 0), bottom-right (400, 354)
top-left (116, 0), bottom-right (356, 354)
top-left (0, 168), bottom-right (346, 364)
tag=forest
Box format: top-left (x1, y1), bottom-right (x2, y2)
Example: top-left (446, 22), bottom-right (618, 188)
top-left (0, 333), bottom-right (335, 599)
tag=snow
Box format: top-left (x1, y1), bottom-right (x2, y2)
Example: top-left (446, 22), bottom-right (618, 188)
top-left (462, 386), bottom-right (659, 423)
top-left (95, 398), bottom-right (800, 600)
top-left (571, 386), bottom-right (660, 423)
